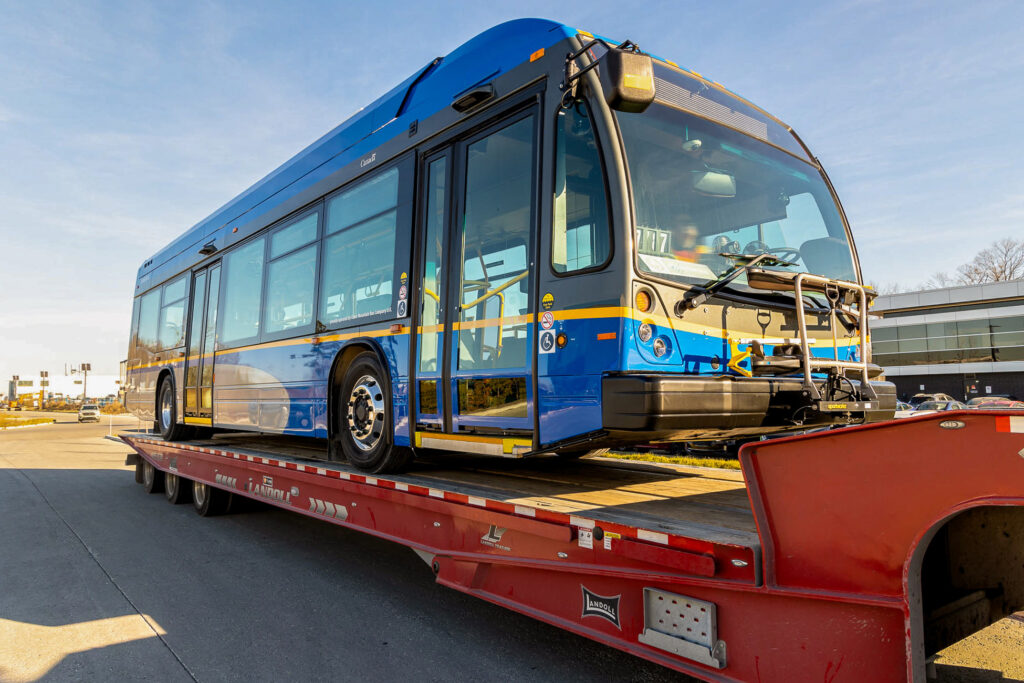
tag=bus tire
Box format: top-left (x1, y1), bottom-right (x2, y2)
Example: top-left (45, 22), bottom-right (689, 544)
top-left (142, 460), bottom-right (164, 494)
top-left (157, 379), bottom-right (192, 442)
top-left (164, 473), bottom-right (191, 504)
top-left (192, 481), bottom-right (232, 517)
top-left (338, 352), bottom-right (413, 474)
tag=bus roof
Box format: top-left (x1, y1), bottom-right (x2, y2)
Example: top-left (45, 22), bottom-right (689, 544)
top-left (137, 18), bottom-right (579, 288)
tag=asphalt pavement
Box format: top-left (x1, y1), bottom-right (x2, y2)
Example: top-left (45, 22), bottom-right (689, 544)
top-left (0, 413), bottom-right (686, 682)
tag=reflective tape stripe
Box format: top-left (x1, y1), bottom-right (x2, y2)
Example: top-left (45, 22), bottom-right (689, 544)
top-left (996, 416), bottom-right (1024, 433)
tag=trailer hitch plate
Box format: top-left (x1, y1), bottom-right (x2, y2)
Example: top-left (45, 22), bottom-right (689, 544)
top-left (638, 588), bottom-right (726, 669)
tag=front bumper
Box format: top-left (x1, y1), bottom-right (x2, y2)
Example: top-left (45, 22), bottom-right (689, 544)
top-left (602, 373), bottom-right (897, 438)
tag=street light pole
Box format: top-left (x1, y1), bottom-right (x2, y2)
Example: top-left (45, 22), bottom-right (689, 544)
top-left (80, 363), bottom-right (91, 403)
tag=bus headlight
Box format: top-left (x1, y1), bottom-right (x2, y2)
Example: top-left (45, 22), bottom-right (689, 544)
top-left (653, 337), bottom-right (668, 357)
top-left (638, 323), bottom-right (653, 343)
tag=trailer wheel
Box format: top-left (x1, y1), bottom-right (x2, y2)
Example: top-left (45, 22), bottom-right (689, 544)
top-left (134, 461), bottom-right (145, 484)
top-left (164, 473), bottom-right (191, 504)
top-left (157, 379), bottom-right (192, 442)
top-left (338, 352), bottom-right (412, 474)
top-left (142, 461), bottom-right (164, 494)
top-left (192, 481), bottom-right (232, 517)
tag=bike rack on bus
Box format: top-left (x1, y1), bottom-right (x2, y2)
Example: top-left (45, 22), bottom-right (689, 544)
top-left (746, 269), bottom-right (879, 408)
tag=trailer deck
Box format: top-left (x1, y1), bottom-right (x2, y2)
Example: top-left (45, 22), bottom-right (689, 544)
top-left (120, 412), bottom-right (1024, 681)
top-left (120, 430), bottom-right (760, 582)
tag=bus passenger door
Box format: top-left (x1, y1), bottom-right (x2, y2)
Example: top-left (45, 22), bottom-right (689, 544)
top-left (183, 263), bottom-right (220, 425)
top-left (414, 110), bottom-right (538, 454)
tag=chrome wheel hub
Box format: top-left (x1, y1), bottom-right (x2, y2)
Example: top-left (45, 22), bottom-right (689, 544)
top-left (193, 481), bottom-right (207, 506)
top-left (347, 375), bottom-right (384, 452)
top-left (160, 388), bottom-right (173, 431)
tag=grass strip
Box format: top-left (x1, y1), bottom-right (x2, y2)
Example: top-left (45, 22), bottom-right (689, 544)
top-left (0, 416), bottom-right (54, 428)
top-left (602, 451), bottom-right (742, 470)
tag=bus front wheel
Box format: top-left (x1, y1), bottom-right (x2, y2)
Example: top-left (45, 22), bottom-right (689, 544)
top-left (338, 352), bottom-right (412, 474)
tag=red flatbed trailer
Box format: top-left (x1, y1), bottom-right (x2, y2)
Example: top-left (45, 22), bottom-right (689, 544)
top-left (121, 411), bottom-right (1024, 681)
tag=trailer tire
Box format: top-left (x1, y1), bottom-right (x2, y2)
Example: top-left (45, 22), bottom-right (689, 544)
top-left (142, 460), bottom-right (164, 494)
top-left (192, 481), bottom-right (232, 517)
top-left (164, 473), bottom-right (191, 504)
top-left (135, 461), bottom-right (145, 484)
top-left (157, 379), bottom-right (192, 442)
top-left (338, 352), bottom-right (412, 474)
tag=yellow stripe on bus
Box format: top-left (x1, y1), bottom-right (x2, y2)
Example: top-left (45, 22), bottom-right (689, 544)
top-left (127, 307), bottom-right (865, 372)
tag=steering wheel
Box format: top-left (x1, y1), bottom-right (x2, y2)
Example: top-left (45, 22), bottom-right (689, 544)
top-left (765, 246), bottom-right (802, 265)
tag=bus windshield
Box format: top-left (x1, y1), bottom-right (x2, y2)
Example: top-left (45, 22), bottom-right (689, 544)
top-left (618, 103), bottom-right (858, 292)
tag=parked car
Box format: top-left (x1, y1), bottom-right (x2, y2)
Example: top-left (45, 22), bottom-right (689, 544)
top-left (77, 404), bottom-right (101, 423)
top-left (908, 393), bottom-right (957, 406)
top-left (894, 401), bottom-right (916, 418)
top-left (965, 397), bottom-right (1024, 409)
top-left (913, 400), bottom-right (968, 415)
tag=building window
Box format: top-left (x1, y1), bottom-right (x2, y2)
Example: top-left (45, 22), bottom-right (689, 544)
top-left (873, 313), bottom-right (1024, 367)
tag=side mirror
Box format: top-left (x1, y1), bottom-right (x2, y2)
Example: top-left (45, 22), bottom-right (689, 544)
top-left (598, 48), bottom-right (655, 113)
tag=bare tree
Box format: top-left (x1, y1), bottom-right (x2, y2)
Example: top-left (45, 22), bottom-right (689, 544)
top-left (956, 238), bottom-right (1024, 285)
top-left (868, 280), bottom-right (905, 295)
top-left (924, 271), bottom-right (956, 289)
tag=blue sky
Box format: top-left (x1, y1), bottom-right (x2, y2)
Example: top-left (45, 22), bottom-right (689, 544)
top-left (1, 0), bottom-right (1022, 381)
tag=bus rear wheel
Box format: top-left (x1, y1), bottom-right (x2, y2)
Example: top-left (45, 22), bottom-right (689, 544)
top-left (157, 379), bottom-right (192, 442)
top-left (164, 473), bottom-right (191, 504)
top-left (338, 352), bottom-right (412, 474)
top-left (192, 481), bottom-right (232, 517)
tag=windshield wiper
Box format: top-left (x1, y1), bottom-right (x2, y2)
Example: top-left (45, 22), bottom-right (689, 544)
top-left (680, 252), bottom-right (796, 310)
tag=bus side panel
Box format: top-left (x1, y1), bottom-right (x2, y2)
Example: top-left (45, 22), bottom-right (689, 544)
top-left (378, 332), bottom-right (411, 447)
top-left (537, 313), bottom-right (623, 446)
top-left (314, 333), bottom-right (411, 447)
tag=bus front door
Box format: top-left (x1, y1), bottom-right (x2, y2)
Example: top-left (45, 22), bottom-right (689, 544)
top-left (183, 263), bottom-right (220, 426)
top-left (414, 111), bottom-right (538, 455)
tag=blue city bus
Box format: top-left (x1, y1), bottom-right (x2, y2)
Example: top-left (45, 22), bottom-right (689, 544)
top-left (125, 18), bottom-right (895, 473)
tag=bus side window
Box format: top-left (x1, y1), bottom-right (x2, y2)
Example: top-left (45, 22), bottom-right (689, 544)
top-left (264, 211), bottom-right (318, 335)
top-left (158, 275), bottom-right (187, 349)
top-left (137, 288), bottom-right (161, 354)
top-left (320, 168), bottom-right (400, 327)
top-left (129, 297), bottom-right (141, 364)
top-left (552, 100), bottom-right (611, 273)
top-left (221, 237), bottom-right (266, 346)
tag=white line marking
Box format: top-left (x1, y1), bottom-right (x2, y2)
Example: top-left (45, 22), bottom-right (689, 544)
top-left (395, 483), bottom-right (408, 491)
top-left (570, 516), bottom-right (595, 529)
top-left (428, 489), bottom-right (444, 499)
top-left (638, 529), bottom-right (669, 545)
top-left (468, 497), bottom-right (486, 507)
top-left (514, 505), bottom-right (536, 517)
